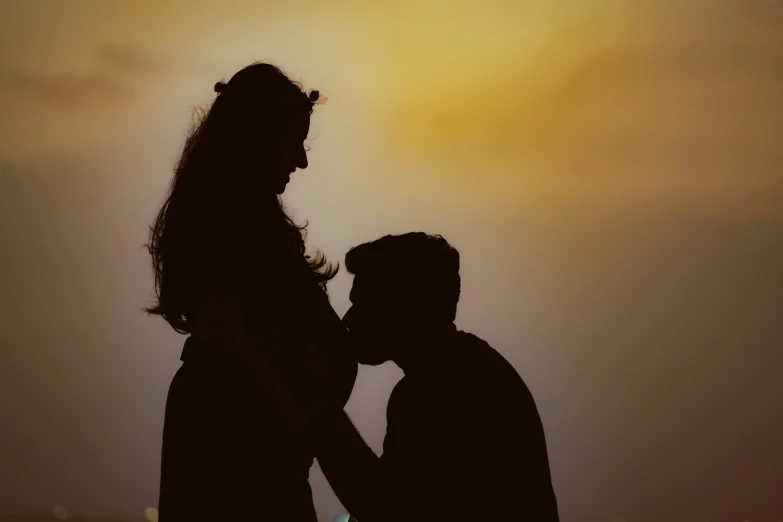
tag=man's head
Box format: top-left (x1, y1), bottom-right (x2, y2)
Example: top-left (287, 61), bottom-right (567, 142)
top-left (342, 232), bottom-right (461, 366)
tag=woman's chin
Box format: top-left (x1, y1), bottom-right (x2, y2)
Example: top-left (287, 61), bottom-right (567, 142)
top-left (274, 179), bottom-right (290, 194)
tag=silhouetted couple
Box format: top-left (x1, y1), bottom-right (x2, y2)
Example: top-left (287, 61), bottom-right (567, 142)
top-left (147, 62), bottom-right (559, 521)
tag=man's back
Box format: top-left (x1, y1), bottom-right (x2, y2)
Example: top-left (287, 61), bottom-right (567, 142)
top-left (380, 330), bottom-right (559, 521)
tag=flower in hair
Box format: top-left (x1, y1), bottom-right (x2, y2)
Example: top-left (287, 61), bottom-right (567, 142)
top-left (309, 90), bottom-right (328, 105)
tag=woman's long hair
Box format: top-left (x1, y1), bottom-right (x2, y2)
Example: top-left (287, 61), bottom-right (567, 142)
top-left (145, 62), bottom-right (337, 334)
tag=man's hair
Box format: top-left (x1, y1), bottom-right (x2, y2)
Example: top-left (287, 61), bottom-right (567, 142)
top-left (344, 232), bottom-right (461, 321)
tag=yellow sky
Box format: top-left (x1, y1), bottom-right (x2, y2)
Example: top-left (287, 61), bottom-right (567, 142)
top-left (1, 1), bottom-right (781, 520)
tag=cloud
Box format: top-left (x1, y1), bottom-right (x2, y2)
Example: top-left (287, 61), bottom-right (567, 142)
top-left (95, 44), bottom-right (170, 76)
top-left (0, 66), bottom-right (133, 109)
top-left (369, 6), bottom-right (783, 219)
top-left (383, 38), bottom-right (782, 150)
top-left (0, 44), bottom-right (170, 109)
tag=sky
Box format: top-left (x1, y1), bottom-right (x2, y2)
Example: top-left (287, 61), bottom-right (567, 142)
top-left (0, 0), bottom-right (782, 520)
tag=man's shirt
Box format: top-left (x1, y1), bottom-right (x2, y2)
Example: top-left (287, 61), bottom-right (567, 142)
top-left (378, 330), bottom-right (560, 521)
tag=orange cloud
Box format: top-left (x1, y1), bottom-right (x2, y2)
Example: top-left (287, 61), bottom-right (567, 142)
top-left (0, 44), bottom-right (170, 109)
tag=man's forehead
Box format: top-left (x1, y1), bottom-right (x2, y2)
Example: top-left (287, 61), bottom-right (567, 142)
top-left (350, 273), bottom-right (389, 296)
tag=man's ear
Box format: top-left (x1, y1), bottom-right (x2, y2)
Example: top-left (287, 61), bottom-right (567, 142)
top-left (404, 293), bottom-right (431, 319)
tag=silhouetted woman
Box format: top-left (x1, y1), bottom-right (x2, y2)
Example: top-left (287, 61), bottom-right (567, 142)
top-left (146, 62), bottom-right (357, 522)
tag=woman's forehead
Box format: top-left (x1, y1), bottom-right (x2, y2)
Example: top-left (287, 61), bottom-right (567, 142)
top-left (290, 112), bottom-right (311, 136)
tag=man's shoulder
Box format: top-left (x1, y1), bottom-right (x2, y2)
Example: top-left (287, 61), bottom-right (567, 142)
top-left (445, 331), bottom-right (537, 403)
top-left (451, 332), bottom-right (519, 377)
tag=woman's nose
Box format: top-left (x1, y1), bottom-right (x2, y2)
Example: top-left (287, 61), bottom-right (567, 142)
top-left (296, 146), bottom-right (308, 169)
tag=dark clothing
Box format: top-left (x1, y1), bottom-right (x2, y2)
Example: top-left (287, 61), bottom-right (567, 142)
top-left (159, 339), bottom-right (318, 522)
top-left (378, 330), bottom-right (559, 521)
top-left (158, 276), bottom-right (357, 522)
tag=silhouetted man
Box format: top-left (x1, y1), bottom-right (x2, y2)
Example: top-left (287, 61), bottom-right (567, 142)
top-left (307, 232), bottom-right (560, 522)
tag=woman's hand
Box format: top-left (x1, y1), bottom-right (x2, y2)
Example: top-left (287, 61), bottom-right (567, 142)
top-left (196, 295), bottom-right (346, 439)
top-left (196, 297), bottom-right (312, 438)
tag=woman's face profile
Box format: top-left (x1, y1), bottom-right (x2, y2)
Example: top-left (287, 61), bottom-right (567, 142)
top-left (269, 111), bottom-right (311, 194)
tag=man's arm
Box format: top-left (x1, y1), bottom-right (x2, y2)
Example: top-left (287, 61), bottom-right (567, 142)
top-left (314, 288), bottom-right (359, 407)
top-left (196, 297), bottom-right (392, 520)
top-left (313, 387), bottom-right (560, 522)
top-left (310, 411), bottom-right (391, 522)
top-left (309, 391), bottom-right (489, 522)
